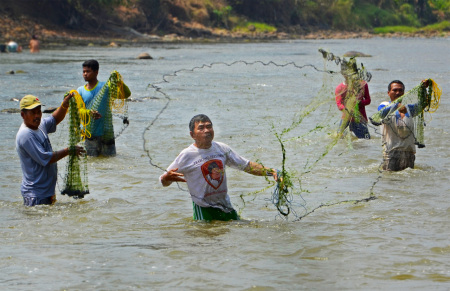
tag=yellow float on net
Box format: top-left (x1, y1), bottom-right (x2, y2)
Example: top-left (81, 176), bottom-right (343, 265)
top-left (68, 89), bottom-right (91, 141)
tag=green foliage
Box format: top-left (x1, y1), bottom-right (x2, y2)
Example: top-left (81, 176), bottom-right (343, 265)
top-left (398, 3), bottom-right (421, 26)
top-left (373, 25), bottom-right (419, 33)
top-left (429, 0), bottom-right (450, 20)
top-left (422, 20), bottom-right (450, 31)
top-left (430, 0), bottom-right (450, 10)
top-left (373, 20), bottom-right (450, 33)
top-left (331, 0), bottom-right (355, 29)
top-left (233, 22), bottom-right (277, 33)
top-left (9, 0), bottom-right (449, 34)
top-left (212, 5), bottom-right (233, 28)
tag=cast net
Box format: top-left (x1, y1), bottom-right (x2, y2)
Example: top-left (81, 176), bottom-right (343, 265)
top-left (61, 90), bottom-right (90, 198)
top-left (268, 49), bottom-right (374, 218)
top-left (86, 70), bottom-right (130, 142)
top-left (55, 71), bottom-right (130, 199)
top-left (143, 51), bottom-right (438, 221)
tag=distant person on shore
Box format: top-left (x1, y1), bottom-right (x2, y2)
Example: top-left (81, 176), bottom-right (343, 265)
top-left (77, 59), bottom-right (131, 157)
top-left (16, 94), bottom-right (85, 206)
top-left (160, 114), bottom-right (279, 221)
top-left (29, 35), bottom-right (40, 53)
top-left (335, 58), bottom-right (371, 139)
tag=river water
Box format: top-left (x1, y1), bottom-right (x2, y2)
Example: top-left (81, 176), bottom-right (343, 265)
top-left (0, 38), bottom-right (449, 290)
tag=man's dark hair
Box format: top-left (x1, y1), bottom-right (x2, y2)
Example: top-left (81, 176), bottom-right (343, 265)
top-left (388, 80), bottom-right (405, 92)
top-left (189, 114), bottom-right (212, 132)
top-left (207, 161), bottom-right (220, 173)
top-left (82, 59), bottom-right (99, 71)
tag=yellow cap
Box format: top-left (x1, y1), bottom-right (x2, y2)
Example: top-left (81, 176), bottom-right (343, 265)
top-left (20, 95), bottom-right (41, 110)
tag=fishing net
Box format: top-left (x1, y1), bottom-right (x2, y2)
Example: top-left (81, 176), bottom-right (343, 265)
top-left (319, 49), bottom-right (372, 136)
top-left (144, 51), bottom-right (435, 221)
top-left (370, 79), bottom-right (442, 148)
top-left (56, 70), bottom-right (130, 199)
top-left (61, 90), bottom-right (90, 198)
top-left (268, 49), bottom-right (374, 218)
top-left (86, 70), bottom-right (129, 141)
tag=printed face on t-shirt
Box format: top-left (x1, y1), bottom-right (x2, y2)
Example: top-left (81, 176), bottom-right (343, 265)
top-left (201, 160), bottom-right (224, 189)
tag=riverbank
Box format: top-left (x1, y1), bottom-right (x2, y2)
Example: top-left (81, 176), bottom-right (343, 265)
top-left (1, 12), bottom-right (449, 49)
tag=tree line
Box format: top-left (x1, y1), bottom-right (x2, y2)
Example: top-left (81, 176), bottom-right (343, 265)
top-left (4, 0), bottom-right (450, 34)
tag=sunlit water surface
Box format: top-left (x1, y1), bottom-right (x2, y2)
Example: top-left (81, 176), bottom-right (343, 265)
top-left (1, 38), bottom-right (449, 290)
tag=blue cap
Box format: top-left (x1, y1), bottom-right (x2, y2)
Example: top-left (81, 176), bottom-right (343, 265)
top-left (378, 101), bottom-right (390, 111)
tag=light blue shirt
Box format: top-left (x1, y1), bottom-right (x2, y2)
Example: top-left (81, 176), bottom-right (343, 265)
top-left (16, 116), bottom-right (57, 199)
top-left (77, 81), bottom-right (109, 137)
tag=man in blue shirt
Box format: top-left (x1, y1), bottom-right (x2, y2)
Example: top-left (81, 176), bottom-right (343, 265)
top-left (16, 94), bottom-right (85, 206)
top-left (77, 60), bottom-right (131, 157)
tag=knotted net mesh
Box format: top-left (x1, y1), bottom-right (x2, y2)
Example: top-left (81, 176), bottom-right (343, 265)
top-left (61, 91), bottom-right (90, 198)
top-left (86, 70), bottom-right (129, 141)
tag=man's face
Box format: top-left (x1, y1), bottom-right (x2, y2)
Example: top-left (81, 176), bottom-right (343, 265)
top-left (82, 66), bottom-right (98, 82)
top-left (21, 106), bottom-right (42, 130)
top-left (190, 121), bottom-right (214, 147)
top-left (388, 83), bottom-right (405, 102)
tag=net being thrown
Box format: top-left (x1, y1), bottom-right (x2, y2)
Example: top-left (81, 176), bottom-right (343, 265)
top-left (61, 90), bottom-right (91, 198)
top-left (318, 49), bottom-right (372, 138)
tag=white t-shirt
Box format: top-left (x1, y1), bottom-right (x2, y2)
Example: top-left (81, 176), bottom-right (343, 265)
top-left (162, 141), bottom-right (249, 212)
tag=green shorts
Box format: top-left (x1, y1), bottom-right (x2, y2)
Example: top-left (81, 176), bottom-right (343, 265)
top-left (193, 202), bottom-right (240, 221)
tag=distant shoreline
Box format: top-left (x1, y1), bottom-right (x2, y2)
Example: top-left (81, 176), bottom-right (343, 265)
top-left (1, 13), bottom-right (449, 49)
top-left (17, 30), bottom-right (450, 50)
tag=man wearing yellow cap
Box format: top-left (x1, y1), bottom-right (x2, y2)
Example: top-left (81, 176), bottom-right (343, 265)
top-left (16, 94), bottom-right (85, 206)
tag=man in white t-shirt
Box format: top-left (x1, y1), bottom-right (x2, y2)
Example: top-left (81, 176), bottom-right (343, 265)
top-left (160, 114), bottom-right (278, 221)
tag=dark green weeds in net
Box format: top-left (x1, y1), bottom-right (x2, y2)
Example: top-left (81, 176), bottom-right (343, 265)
top-left (61, 93), bottom-right (90, 199)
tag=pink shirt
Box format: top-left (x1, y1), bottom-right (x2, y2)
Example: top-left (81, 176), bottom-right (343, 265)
top-left (335, 81), bottom-right (371, 122)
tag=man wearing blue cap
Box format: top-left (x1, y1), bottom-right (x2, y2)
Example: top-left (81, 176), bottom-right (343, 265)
top-left (16, 94), bottom-right (85, 206)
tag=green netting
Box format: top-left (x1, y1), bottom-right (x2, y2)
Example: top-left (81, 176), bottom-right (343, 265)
top-left (144, 54), bottom-right (380, 221)
top-left (263, 50), bottom-right (374, 218)
top-left (86, 70), bottom-right (129, 141)
top-left (61, 97), bottom-right (89, 198)
top-left (143, 49), bottom-right (443, 221)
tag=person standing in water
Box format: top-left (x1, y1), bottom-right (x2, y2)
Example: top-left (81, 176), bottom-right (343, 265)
top-left (29, 35), bottom-right (40, 53)
top-left (16, 94), bottom-right (85, 206)
top-left (160, 114), bottom-right (279, 221)
top-left (77, 59), bottom-right (131, 157)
